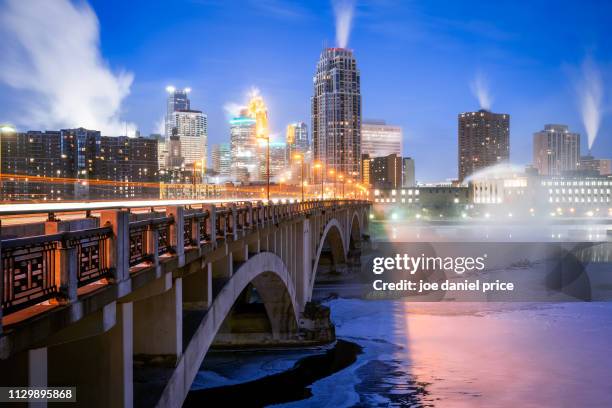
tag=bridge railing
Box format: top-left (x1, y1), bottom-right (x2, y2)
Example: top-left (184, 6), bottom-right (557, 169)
top-left (0, 199), bottom-right (369, 329)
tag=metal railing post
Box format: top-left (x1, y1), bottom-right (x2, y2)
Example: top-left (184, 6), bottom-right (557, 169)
top-left (100, 210), bottom-right (130, 283)
top-left (166, 206), bottom-right (185, 266)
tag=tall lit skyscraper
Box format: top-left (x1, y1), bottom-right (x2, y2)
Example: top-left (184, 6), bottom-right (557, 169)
top-left (361, 120), bottom-right (402, 158)
top-left (171, 109), bottom-right (207, 168)
top-left (533, 124), bottom-right (580, 176)
top-left (165, 86), bottom-right (191, 141)
top-left (230, 110), bottom-right (258, 183)
top-left (458, 109), bottom-right (510, 182)
top-left (312, 48), bottom-right (362, 181)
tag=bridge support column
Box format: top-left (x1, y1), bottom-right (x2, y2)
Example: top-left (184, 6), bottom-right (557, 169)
top-left (0, 347), bottom-right (48, 407)
top-left (133, 278), bottom-right (182, 363)
top-left (46, 301), bottom-right (133, 408)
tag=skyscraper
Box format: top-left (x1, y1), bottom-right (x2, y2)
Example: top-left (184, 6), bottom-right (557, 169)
top-left (165, 86), bottom-right (191, 141)
top-left (458, 109), bottom-right (510, 182)
top-left (312, 48), bottom-right (362, 181)
top-left (211, 143), bottom-right (231, 178)
top-left (286, 122), bottom-right (309, 161)
top-left (361, 120), bottom-right (402, 158)
top-left (533, 124), bottom-right (580, 176)
top-left (370, 154), bottom-right (402, 189)
top-left (171, 109), bottom-right (207, 168)
top-left (230, 110), bottom-right (258, 183)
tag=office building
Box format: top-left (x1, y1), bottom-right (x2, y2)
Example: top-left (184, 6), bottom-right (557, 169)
top-left (361, 120), bottom-right (402, 158)
top-left (402, 157), bottom-right (415, 187)
top-left (533, 124), bottom-right (580, 176)
top-left (458, 109), bottom-right (510, 182)
top-left (579, 155), bottom-right (612, 176)
top-left (230, 111), bottom-right (258, 183)
top-left (286, 122), bottom-right (309, 161)
top-left (361, 154), bottom-right (371, 186)
top-left (165, 86), bottom-right (191, 141)
top-left (312, 48), bottom-right (362, 181)
top-left (370, 154), bottom-right (402, 189)
top-left (211, 143), bottom-right (231, 177)
top-left (170, 109), bottom-right (207, 168)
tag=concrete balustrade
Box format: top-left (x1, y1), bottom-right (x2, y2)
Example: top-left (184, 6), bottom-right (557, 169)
top-left (0, 200), bottom-right (370, 408)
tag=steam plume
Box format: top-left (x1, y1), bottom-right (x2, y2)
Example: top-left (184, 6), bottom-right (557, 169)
top-left (470, 72), bottom-right (493, 110)
top-left (0, 0), bottom-right (136, 136)
top-left (333, 0), bottom-right (355, 48)
top-left (577, 59), bottom-right (603, 150)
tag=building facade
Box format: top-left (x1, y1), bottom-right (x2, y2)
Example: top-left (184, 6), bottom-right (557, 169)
top-left (579, 155), bottom-right (612, 176)
top-left (230, 113), bottom-right (258, 183)
top-left (370, 154), bottom-right (402, 189)
top-left (402, 157), bottom-right (415, 187)
top-left (211, 143), bottom-right (231, 178)
top-left (170, 110), bottom-right (207, 168)
top-left (165, 87), bottom-right (191, 141)
top-left (458, 109), bottom-right (510, 182)
top-left (533, 124), bottom-right (580, 176)
top-left (0, 128), bottom-right (159, 201)
top-left (312, 48), bottom-right (362, 181)
top-left (361, 120), bottom-right (402, 158)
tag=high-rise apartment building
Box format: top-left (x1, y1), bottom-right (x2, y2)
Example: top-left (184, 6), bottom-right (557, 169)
top-left (170, 109), bottom-right (207, 168)
top-left (458, 109), bottom-right (510, 182)
top-left (230, 112), bottom-right (258, 183)
top-left (211, 143), bottom-right (231, 178)
top-left (361, 120), bottom-right (402, 158)
top-left (533, 124), bottom-right (580, 176)
top-left (402, 157), bottom-right (416, 187)
top-left (312, 48), bottom-right (362, 181)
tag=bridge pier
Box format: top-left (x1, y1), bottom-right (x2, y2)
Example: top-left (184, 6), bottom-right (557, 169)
top-left (133, 277), bottom-right (182, 364)
top-left (47, 302), bottom-right (133, 408)
top-left (182, 262), bottom-right (212, 310)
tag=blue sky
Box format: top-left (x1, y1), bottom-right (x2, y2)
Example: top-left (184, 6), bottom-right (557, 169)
top-left (1, 0), bottom-right (611, 182)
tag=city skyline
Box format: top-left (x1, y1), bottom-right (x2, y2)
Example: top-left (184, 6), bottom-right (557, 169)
top-left (0, 0), bottom-right (611, 182)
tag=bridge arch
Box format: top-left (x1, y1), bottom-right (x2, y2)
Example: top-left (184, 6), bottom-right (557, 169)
top-left (159, 252), bottom-right (299, 406)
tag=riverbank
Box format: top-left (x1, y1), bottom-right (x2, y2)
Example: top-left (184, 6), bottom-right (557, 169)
top-left (184, 340), bottom-right (362, 407)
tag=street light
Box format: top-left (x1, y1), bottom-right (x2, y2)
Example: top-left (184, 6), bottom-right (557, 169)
top-left (338, 174), bottom-right (345, 198)
top-left (293, 153), bottom-right (305, 202)
top-left (328, 169), bottom-right (336, 200)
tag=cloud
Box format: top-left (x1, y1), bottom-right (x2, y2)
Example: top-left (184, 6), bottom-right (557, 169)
top-left (333, 0), bottom-right (356, 48)
top-left (0, 0), bottom-right (136, 135)
top-left (576, 58), bottom-right (603, 150)
top-left (223, 102), bottom-right (245, 119)
top-left (469, 72), bottom-right (493, 110)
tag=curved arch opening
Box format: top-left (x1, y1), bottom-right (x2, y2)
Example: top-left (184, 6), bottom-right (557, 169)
top-left (312, 222), bottom-right (348, 287)
top-left (212, 271), bottom-right (298, 347)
